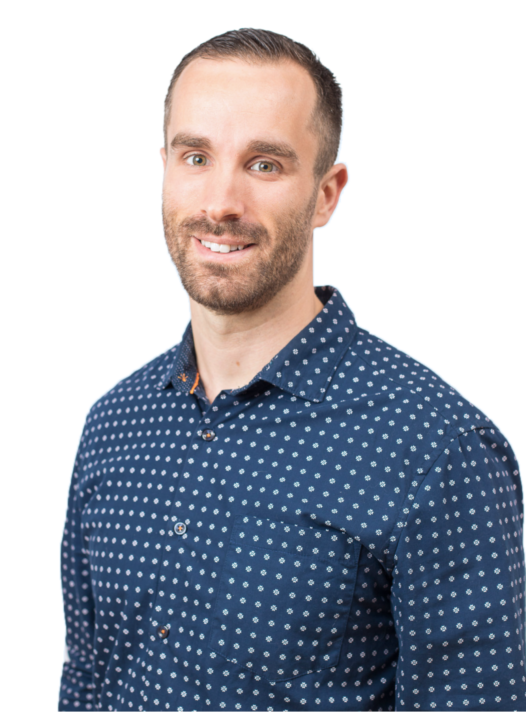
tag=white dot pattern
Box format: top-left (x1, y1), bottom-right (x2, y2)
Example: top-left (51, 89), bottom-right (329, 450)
top-left (209, 516), bottom-right (360, 682)
top-left (59, 286), bottom-right (525, 711)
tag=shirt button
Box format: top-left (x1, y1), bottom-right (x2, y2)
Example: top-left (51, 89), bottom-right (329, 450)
top-left (157, 625), bottom-right (169, 639)
top-left (201, 429), bottom-right (216, 442)
top-left (174, 522), bottom-right (187, 535)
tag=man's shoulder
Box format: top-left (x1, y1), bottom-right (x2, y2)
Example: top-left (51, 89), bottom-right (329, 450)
top-left (343, 326), bottom-right (496, 437)
top-left (85, 343), bottom-right (179, 420)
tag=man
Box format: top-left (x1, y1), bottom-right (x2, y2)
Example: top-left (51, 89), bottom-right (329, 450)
top-left (59, 28), bottom-right (525, 711)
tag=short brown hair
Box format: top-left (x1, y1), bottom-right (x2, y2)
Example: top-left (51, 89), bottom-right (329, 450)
top-left (164, 28), bottom-right (342, 179)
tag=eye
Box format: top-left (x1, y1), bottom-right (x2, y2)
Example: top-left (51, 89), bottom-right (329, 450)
top-left (185, 154), bottom-right (208, 167)
top-left (250, 160), bottom-right (277, 173)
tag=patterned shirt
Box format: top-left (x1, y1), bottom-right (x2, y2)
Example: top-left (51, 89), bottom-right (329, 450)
top-left (59, 285), bottom-right (525, 711)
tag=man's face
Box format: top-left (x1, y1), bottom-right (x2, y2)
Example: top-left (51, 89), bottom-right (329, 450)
top-left (161, 58), bottom-right (322, 315)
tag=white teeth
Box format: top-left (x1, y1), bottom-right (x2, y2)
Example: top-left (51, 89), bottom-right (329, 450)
top-left (200, 240), bottom-right (246, 253)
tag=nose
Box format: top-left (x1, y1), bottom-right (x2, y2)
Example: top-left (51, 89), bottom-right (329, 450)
top-left (202, 166), bottom-right (245, 224)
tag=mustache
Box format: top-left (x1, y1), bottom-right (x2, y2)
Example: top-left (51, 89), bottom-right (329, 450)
top-left (177, 215), bottom-right (268, 243)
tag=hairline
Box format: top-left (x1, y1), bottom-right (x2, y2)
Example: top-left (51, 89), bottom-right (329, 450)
top-left (163, 55), bottom-right (329, 179)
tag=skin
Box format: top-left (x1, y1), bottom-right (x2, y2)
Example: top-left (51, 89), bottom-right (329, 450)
top-left (161, 57), bottom-right (348, 404)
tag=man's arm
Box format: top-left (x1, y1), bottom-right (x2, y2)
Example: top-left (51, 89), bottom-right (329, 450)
top-left (391, 427), bottom-right (526, 710)
top-left (59, 424), bottom-right (97, 711)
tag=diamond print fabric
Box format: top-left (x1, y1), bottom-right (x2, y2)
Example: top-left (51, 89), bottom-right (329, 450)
top-left (209, 515), bottom-right (360, 681)
top-left (59, 286), bottom-right (526, 711)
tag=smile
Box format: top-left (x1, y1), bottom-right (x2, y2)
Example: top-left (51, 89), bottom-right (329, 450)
top-left (199, 239), bottom-right (249, 253)
top-left (192, 235), bottom-right (255, 262)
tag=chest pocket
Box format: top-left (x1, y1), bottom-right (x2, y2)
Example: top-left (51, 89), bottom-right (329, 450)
top-left (209, 515), bottom-right (360, 682)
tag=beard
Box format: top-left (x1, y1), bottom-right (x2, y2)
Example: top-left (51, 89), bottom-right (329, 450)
top-left (162, 190), bottom-right (318, 315)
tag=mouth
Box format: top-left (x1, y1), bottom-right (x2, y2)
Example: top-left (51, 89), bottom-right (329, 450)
top-left (193, 236), bottom-right (255, 257)
top-left (199, 239), bottom-right (248, 253)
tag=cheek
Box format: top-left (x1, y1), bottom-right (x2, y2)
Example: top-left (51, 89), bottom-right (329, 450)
top-left (249, 183), bottom-right (296, 222)
top-left (163, 179), bottom-right (183, 204)
top-left (163, 191), bottom-right (194, 225)
top-left (261, 185), bottom-right (311, 226)
top-left (163, 162), bottom-right (196, 200)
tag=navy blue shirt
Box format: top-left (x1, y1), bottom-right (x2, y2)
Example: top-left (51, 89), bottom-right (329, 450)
top-left (59, 286), bottom-right (525, 711)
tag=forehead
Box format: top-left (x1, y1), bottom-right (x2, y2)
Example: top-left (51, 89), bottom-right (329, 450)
top-left (167, 57), bottom-right (318, 149)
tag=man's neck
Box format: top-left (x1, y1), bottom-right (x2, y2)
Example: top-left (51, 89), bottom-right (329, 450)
top-left (190, 276), bottom-right (324, 405)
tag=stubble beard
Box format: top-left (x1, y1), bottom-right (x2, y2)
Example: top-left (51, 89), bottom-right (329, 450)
top-left (162, 190), bottom-right (318, 315)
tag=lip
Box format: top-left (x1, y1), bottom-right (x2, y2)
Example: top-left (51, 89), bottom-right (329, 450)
top-left (192, 235), bottom-right (255, 258)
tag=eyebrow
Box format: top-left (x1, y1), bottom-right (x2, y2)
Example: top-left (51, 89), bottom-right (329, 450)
top-left (170, 133), bottom-right (298, 163)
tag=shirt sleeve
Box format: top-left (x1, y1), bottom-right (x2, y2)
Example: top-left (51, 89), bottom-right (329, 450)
top-left (59, 423), bottom-right (97, 711)
top-left (391, 426), bottom-right (526, 710)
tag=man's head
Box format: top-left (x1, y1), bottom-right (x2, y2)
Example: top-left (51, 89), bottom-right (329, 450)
top-left (161, 28), bottom-right (347, 315)
top-left (164, 29), bottom-right (343, 180)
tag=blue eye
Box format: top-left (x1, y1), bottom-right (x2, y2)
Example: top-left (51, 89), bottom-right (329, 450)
top-left (251, 161), bottom-right (276, 173)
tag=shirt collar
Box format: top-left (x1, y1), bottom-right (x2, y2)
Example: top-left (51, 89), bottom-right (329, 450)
top-left (154, 286), bottom-right (357, 403)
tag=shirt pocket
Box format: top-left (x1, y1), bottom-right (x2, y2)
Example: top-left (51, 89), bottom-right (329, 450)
top-left (209, 515), bottom-right (360, 682)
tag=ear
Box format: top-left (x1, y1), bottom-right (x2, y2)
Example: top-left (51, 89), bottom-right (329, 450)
top-left (160, 146), bottom-right (167, 170)
top-left (312, 163), bottom-right (348, 229)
